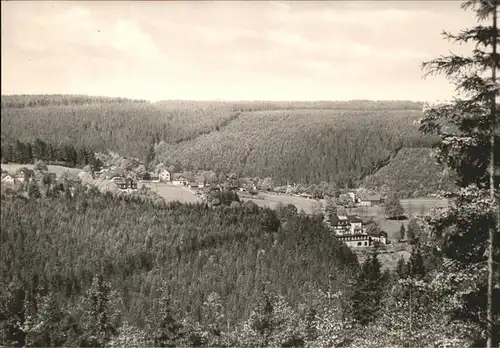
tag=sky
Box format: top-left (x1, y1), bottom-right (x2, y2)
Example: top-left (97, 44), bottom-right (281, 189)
top-left (1, 1), bottom-right (479, 102)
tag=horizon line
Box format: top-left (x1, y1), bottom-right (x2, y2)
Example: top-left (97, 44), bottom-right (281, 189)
top-left (1, 93), bottom-right (428, 104)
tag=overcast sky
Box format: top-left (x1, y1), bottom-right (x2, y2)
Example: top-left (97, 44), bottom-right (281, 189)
top-left (1, 1), bottom-right (477, 102)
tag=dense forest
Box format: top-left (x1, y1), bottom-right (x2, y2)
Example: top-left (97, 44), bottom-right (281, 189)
top-left (362, 147), bottom-right (457, 197)
top-left (0, 181), bottom-right (358, 345)
top-left (0, 138), bottom-right (101, 169)
top-left (0, 181), bottom-right (494, 347)
top-left (0, 95), bottom-right (449, 196)
top-left (154, 108), bottom-right (439, 189)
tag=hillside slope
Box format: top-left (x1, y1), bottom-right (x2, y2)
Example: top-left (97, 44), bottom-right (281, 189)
top-left (155, 108), bottom-right (436, 187)
top-left (1, 95), bottom-right (239, 159)
top-left (362, 147), bottom-right (456, 197)
top-left (1, 95), bottom-right (447, 191)
top-left (0, 189), bottom-right (358, 324)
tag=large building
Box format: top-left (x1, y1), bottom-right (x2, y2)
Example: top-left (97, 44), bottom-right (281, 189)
top-left (329, 214), bottom-right (387, 248)
top-left (330, 215), bottom-right (365, 235)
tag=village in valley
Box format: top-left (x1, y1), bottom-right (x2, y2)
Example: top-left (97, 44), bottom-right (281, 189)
top-left (2, 0), bottom-right (498, 345)
top-left (1, 152), bottom-right (430, 256)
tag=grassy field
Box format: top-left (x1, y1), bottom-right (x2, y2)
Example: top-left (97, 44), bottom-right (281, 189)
top-left (349, 198), bottom-right (448, 241)
top-left (1, 163), bottom-right (82, 179)
top-left (143, 182), bottom-right (201, 204)
top-left (350, 198), bottom-right (449, 217)
top-left (241, 193), bottom-right (447, 218)
top-left (240, 192), bottom-right (322, 215)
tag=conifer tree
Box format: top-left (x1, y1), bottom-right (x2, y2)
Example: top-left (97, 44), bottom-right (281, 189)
top-left (396, 255), bottom-right (408, 279)
top-left (406, 218), bottom-right (421, 244)
top-left (143, 136), bottom-right (156, 169)
top-left (80, 273), bottom-right (115, 347)
top-left (350, 248), bottom-right (384, 325)
top-left (199, 292), bottom-right (226, 346)
top-left (149, 292), bottom-right (185, 347)
top-left (419, 0), bottom-right (499, 345)
top-left (399, 223), bottom-right (406, 241)
top-left (408, 245), bottom-right (426, 280)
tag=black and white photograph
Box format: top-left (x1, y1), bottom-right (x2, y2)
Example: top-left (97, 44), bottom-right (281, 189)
top-left (1, 0), bottom-right (499, 347)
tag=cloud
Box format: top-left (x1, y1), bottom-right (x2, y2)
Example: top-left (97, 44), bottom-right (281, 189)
top-left (56, 7), bottom-right (161, 60)
top-left (1, 1), bottom-right (471, 101)
top-left (267, 29), bottom-right (319, 51)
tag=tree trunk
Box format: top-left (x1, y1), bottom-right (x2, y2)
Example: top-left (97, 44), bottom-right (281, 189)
top-left (487, 4), bottom-right (498, 348)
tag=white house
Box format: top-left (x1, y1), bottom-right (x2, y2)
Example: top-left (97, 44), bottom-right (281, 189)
top-left (159, 169), bottom-right (171, 182)
top-left (330, 214), bottom-right (372, 247)
top-left (1, 173), bottom-right (15, 185)
top-left (330, 215), bottom-right (366, 235)
top-left (348, 192), bottom-right (357, 203)
top-left (336, 234), bottom-right (371, 248)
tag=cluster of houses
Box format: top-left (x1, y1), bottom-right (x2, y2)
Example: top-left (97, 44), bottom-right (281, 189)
top-left (93, 167), bottom-right (208, 192)
top-left (325, 213), bottom-right (388, 248)
top-left (1, 168), bottom-right (51, 185)
top-left (341, 192), bottom-right (383, 207)
top-left (145, 169), bottom-right (207, 189)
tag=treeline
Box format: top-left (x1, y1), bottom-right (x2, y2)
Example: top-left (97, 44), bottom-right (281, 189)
top-left (156, 99), bottom-right (425, 112)
top-left (1, 94), bottom-right (149, 109)
top-left (0, 138), bottom-right (100, 169)
top-left (0, 184), bottom-right (490, 347)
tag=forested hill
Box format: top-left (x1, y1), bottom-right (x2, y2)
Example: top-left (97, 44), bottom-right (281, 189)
top-left (362, 147), bottom-right (457, 197)
top-left (0, 187), bottom-right (358, 327)
top-left (1, 95), bottom-right (449, 193)
top-left (154, 108), bottom-right (437, 188)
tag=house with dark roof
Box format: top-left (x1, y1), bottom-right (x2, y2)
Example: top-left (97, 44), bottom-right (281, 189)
top-left (329, 214), bottom-right (378, 247)
top-left (359, 192), bottom-right (382, 206)
top-left (330, 214), bottom-right (366, 235)
top-left (109, 175), bottom-right (137, 191)
top-left (367, 230), bottom-right (388, 245)
top-left (172, 174), bottom-right (188, 186)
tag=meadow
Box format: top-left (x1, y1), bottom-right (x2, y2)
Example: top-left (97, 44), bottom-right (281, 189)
top-left (240, 191), bottom-right (322, 215)
top-left (143, 182), bottom-right (201, 203)
top-left (350, 198), bottom-right (449, 240)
